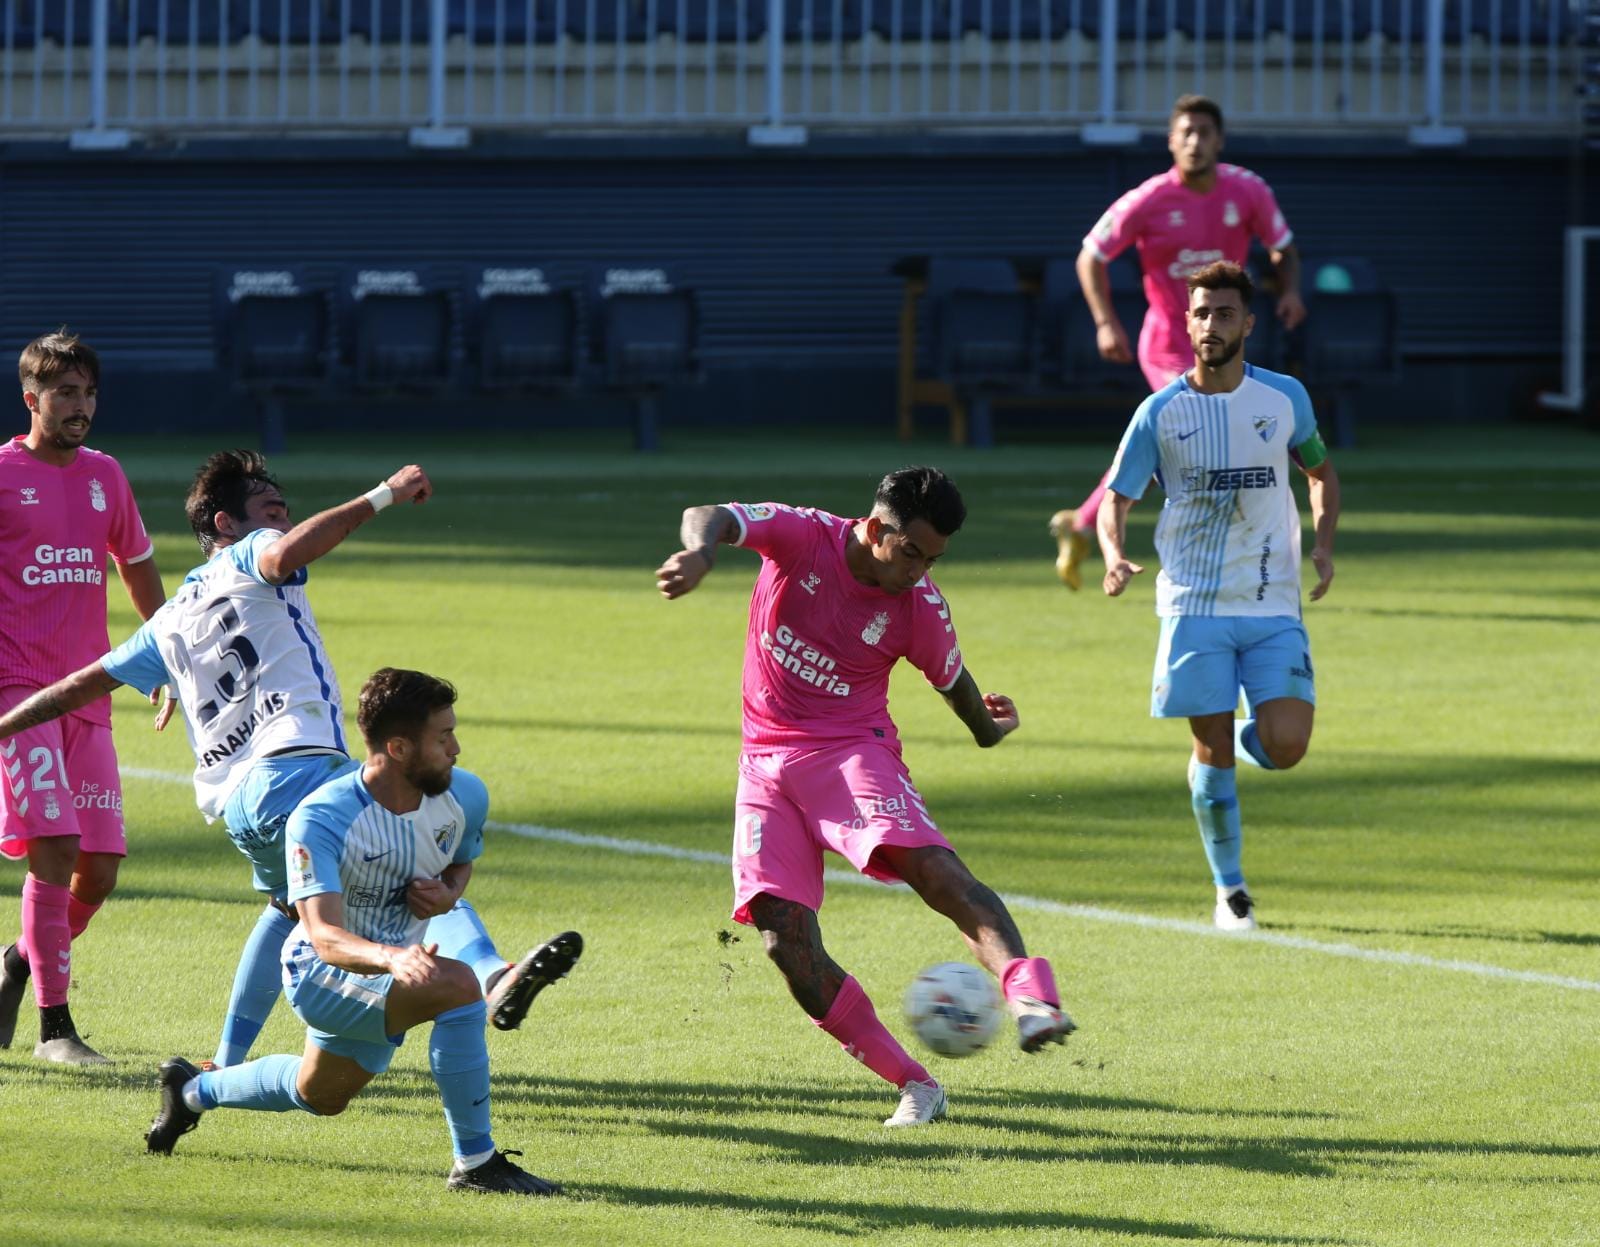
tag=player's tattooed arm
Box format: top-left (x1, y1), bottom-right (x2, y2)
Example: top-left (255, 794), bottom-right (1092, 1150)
top-left (940, 669), bottom-right (1018, 748)
top-left (0, 663), bottom-right (123, 739)
top-left (257, 464), bottom-right (432, 585)
top-left (656, 504), bottom-right (739, 599)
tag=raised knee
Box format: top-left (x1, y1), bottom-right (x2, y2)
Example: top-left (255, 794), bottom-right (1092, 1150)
top-left (303, 1090), bottom-right (353, 1117)
top-left (1265, 737), bottom-right (1309, 769)
top-left (444, 963), bottom-right (482, 1009)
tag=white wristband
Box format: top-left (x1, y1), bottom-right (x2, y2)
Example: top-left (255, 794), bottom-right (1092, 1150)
top-left (363, 482), bottom-right (394, 513)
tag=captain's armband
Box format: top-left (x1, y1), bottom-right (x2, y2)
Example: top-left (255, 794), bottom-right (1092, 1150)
top-left (1292, 431), bottom-right (1328, 472)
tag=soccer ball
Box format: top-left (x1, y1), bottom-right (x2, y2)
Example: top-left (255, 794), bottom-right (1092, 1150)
top-left (903, 961), bottom-right (1002, 1058)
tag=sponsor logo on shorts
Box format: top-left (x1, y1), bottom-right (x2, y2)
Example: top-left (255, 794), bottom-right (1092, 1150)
top-left (1291, 651), bottom-right (1314, 681)
top-left (74, 781), bottom-right (122, 814)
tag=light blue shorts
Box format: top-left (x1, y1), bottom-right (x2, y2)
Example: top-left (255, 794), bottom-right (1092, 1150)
top-left (282, 935), bottom-right (402, 1075)
top-left (222, 753), bottom-right (358, 899)
top-left (1151, 614), bottom-right (1316, 718)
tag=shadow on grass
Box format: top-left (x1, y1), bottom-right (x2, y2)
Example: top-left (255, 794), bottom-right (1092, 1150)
top-left (577, 1181), bottom-right (1357, 1243)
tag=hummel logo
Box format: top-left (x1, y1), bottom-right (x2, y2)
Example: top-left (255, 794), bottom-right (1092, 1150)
top-left (362, 850), bottom-right (391, 862)
top-left (799, 572), bottom-right (821, 596)
top-left (1177, 427), bottom-right (1201, 441)
top-left (19, 487), bottom-right (39, 506)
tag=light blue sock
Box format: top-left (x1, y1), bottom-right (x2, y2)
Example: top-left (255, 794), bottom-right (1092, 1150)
top-left (213, 905), bottom-right (296, 1067)
top-left (196, 1053), bottom-right (316, 1114)
top-left (430, 1000), bottom-right (494, 1159)
top-left (425, 900), bottom-right (507, 996)
top-left (1190, 762), bottom-right (1244, 888)
top-left (1235, 719), bottom-right (1277, 770)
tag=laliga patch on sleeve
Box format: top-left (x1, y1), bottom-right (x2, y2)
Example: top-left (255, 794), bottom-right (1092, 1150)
top-left (738, 503), bottom-right (782, 523)
top-left (289, 845), bottom-right (314, 888)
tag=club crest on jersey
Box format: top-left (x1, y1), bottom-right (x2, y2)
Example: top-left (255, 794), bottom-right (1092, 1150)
top-left (88, 478), bottom-right (107, 512)
top-left (861, 611), bottom-right (890, 646)
top-left (434, 820), bottom-right (457, 851)
top-left (19, 486), bottom-right (39, 506)
top-left (1253, 414), bottom-right (1279, 443)
top-left (1224, 200), bottom-right (1241, 228)
top-left (42, 794), bottom-right (60, 821)
top-left (1168, 210), bottom-right (1185, 227)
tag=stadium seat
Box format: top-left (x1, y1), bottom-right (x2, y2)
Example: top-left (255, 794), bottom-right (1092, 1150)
top-left (1256, 0), bottom-right (1373, 41)
top-left (243, 0), bottom-right (340, 43)
top-left (449, 0), bottom-right (559, 42)
top-left (476, 289), bottom-right (582, 389)
top-left (658, 0), bottom-right (764, 41)
top-left (1039, 254), bottom-right (1145, 394)
top-left (1172, 0), bottom-right (1247, 41)
top-left (924, 257), bottom-right (1032, 448)
top-left (784, 0), bottom-right (864, 39)
top-left (129, 0), bottom-right (242, 43)
top-left (345, 0), bottom-right (429, 42)
top-left (40, 0), bottom-right (114, 44)
top-left (214, 268), bottom-right (332, 453)
top-left (564, 0), bottom-right (655, 41)
top-left (1300, 256), bottom-right (1399, 447)
top-left (351, 291), bottom-right (454, 389)
top-left (597, 282), bottom-right (699, 450)
top-left (1078, 0), bottom-right (1170, 40)
top-left (869, 0), bottom-right (955, 40)
top-left (954, 0), bottom-right (1073, 40)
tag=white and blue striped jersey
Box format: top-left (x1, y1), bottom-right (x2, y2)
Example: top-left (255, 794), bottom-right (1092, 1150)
top-left (1107, 363), bottom-right (1319, 618)
top-left (285, 766), bottom-right (488, 948)
top-left (102, 527), bottom-right (346, 818)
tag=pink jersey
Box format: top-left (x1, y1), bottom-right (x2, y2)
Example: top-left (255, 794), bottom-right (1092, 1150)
top-left (0, 436), bottom-right (153, 726)
top-left (1083, 163), bottom-right (1293, 379)
top-left (729, 502), bottom-right (964, 749)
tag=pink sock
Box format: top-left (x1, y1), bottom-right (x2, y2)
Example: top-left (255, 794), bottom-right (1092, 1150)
top-left (21, 875), bottom-right (71, 1008)
top-left (815, 975), bottom-right (930, 1088)
top-left (67, 895), bottom-right (102, 940)
top-left (1000, 956), bottom-right (1059, 1008)
top-left (1072, 469), bottom-right (1114, 532)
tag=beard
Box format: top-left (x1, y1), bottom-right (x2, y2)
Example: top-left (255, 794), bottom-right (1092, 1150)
top-left (406, 759), bottom-right (454, 797)
top-left (1196, 335), bottom-right (1243, 367)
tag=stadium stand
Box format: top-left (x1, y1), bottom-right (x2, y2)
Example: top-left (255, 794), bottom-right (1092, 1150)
top-left (343, 267), bottom-right (456, 391)
top-left (924, 257), bottom-right (1035, 447)
top-left (468, 266), bottom-right (584, 391)
top-left (1299, 257), bottom-right (1402, 448)
top-left (593, 267), bottom-right (700, 450)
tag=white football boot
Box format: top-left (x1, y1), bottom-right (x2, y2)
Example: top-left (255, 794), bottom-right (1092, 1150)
top-left (1214, 886), bottom-right (1257, 931)
top-left (883, 1078), bottom-right (947, 1127)
top-left (1010, 996), bottom-right (1076, 1052)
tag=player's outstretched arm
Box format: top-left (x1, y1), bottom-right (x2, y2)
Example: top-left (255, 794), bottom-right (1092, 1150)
top-left (1302, 457), bottom-right (1340, 601)
top-left (1097, 491), bottom-right (1145, 597)
top-left (940, 669), bottom-right (1018, 748)
top-left (257, 464), bottom-right (432, 585)
top-left (0, 663), bottom-right (123, 740)
top-left (656, 504), bottom-right (740, 599)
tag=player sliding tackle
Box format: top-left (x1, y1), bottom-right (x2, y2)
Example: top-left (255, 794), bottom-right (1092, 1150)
top-left (145, 669), bottom-right (561, 1196)
top-left (656, 467), bottom-right (1076, 1128)
top-left (0, 452), bottom-right (581, 1067)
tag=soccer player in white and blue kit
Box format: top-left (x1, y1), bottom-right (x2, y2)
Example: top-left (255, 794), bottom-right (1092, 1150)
top-left (0, 453), bottom-right (577, 1063)
top-left (1097, 261), bottom-right (1341, 930)
top-left (144, 668), bottom-right (560, 1195)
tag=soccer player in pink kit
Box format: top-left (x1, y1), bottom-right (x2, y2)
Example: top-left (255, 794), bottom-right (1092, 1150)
top-left (0, 331), bottom-right (165, 1064)
top-left (1050, 94), bottom-right (1307, 590)
top-left (657, 467), bottom-right (1075, 1127)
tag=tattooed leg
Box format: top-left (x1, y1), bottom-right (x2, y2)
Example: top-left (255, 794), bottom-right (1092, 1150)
top-left (875, 845), bottom-right (1026, 976)
top-left (747, 894), bottom-right (847, 1020)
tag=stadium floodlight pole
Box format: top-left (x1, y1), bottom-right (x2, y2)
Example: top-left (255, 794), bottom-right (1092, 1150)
top-left (1082, 0), bottom-right (1136, 145)
top-left (748, 0), bottom-right (806, 146)
top-left (409, 0), bottom-right (470, 148)
top-left (1408, 0), bottom-right (1465, 146)
top-left (68, 0), bottom-right (130, 150)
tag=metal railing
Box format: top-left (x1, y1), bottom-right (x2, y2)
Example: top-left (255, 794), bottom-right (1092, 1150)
top-left (0, 0), bottom-right (1575, 143)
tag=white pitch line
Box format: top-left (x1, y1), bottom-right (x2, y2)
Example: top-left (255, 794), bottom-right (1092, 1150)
top-left (123, 767), bottom-right (1600, 996)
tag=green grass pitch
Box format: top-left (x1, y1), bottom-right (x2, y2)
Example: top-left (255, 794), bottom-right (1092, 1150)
top-left (1, 423), bottom-right (1596, 1247)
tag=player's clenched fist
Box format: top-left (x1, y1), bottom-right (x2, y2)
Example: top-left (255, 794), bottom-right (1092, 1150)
top-left (387, 941), bottom-right (441, 988)
top-left (983, 693), bottom-right (1019, 737)
top-left (656, 549), bottom-right (710, 599)
top-left (385, 464), bottom-right (432, 505)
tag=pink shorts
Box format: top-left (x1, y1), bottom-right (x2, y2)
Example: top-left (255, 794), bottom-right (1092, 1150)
top-left (731, 740), bottom-right (953, 924)
top-left (0, 685), bottom-right (127, 860)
